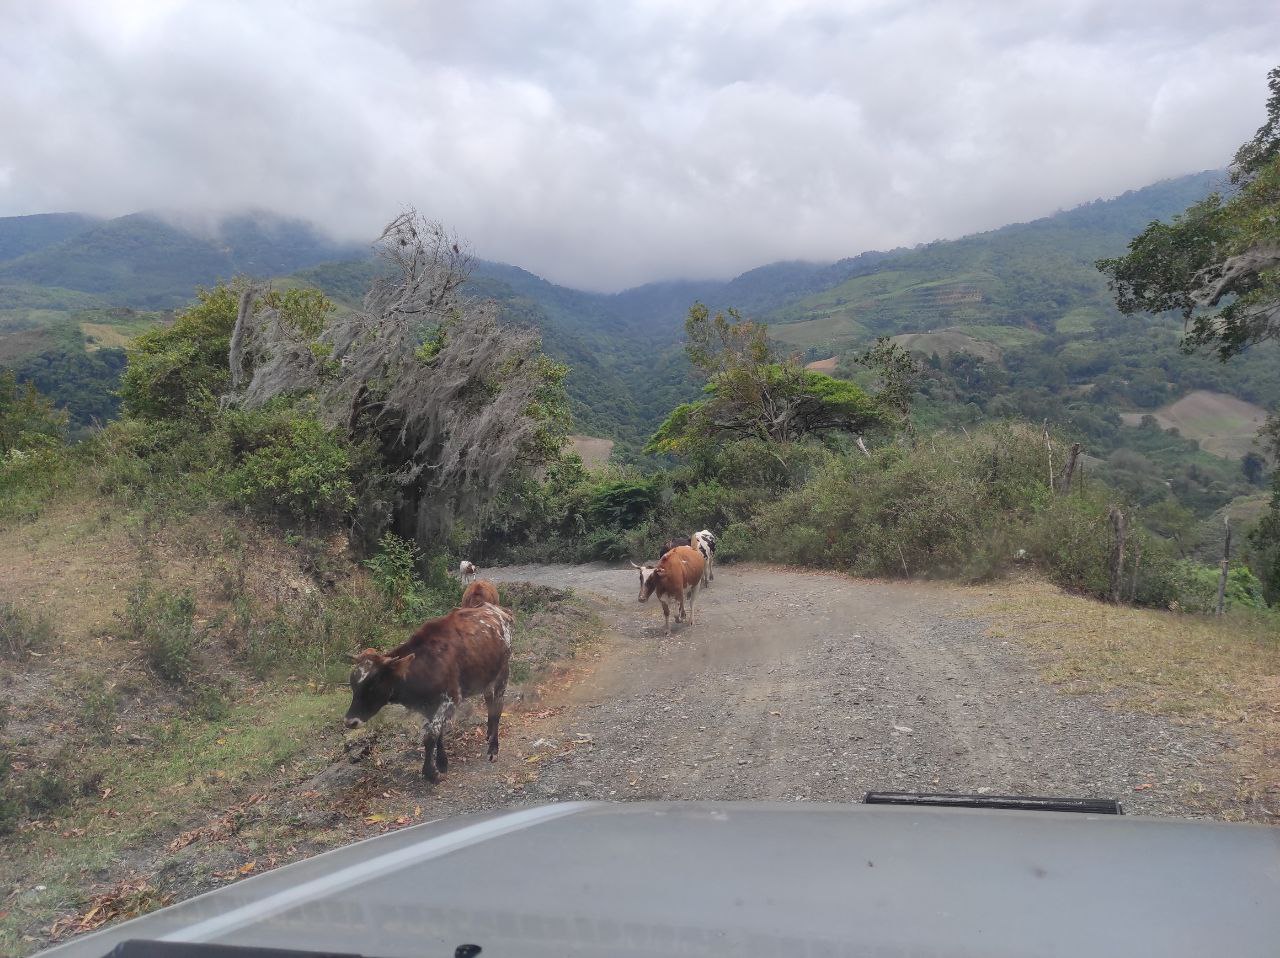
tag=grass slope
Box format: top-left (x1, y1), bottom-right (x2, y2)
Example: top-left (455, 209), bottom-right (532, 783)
top-left (0, 493), bottom-right (602, 956)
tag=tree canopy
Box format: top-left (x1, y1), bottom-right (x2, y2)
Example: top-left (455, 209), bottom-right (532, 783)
top-left (648, 302), bottom-right (884, 454)
top-left (1098, 66), bottom-right (1280, 361)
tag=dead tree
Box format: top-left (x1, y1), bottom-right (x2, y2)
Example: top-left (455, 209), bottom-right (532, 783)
top-left (222, 210), bottom-right (565, 547)
top-left (1108, 506), bottom-right (1127, 604)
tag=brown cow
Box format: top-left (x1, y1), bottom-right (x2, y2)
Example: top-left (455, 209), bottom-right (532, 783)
top-left (461, 579), bottom-right (500, 608)
top-left (344, 603), bottom-right (513, 782)
top-left (659, 537), bottom-right (689, 557)
top-left (630, 544), bottom-right (705, 635)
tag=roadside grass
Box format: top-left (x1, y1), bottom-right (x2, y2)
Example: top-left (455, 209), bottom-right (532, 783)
top-left (973, 577), bottom-right (1280, 820)
top-left (0, 689), bottom-right (345, 957)
top-left (1, 573), bottom-right (604, 957)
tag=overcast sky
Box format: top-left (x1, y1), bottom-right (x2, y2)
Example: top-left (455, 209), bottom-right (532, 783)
top-left (2, 1), bottom-right (1276, 290)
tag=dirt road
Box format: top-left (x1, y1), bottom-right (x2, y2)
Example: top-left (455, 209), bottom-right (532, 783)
top-left (410, 563), bottom-right (1226, 818)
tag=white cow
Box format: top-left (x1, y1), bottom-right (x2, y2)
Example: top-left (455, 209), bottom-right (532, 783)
top-left (458, 560), bottom-right (478, 584)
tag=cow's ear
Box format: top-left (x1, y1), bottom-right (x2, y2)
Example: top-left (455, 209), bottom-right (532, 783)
top-left (345, 653), bottom-right (360, 664)
top-left (653, 565), bottom-right (665, 577)
top-left (390, 653), bottom-right (415, 677)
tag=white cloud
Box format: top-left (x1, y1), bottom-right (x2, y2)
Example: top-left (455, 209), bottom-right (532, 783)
top-left (1, 0), bottom-right (1276, 290)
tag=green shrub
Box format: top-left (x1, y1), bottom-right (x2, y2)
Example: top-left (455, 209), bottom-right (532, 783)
top-left (78, 675), bottom-right (120, 734)
top-left (1023, 495), bottom-right (1114, 598)
top-left (363, 534), bottom-right (461, 625)
top-left (751, 424), bottom-right (1047, 579)
top-left (223, 410), bottom-right (354, 522)
top-left (191, 683), bottom-right (231, 722)
top-left (120, 286), bottom-right (238, 422)
top-left (0, 368), bottom-right (67, 453)
top-left (125, 583), bottom-right (199, 682)
top-left (0, 601), bottom-right (55, 661)
top-left (1161, 561), bottom-right (1268, 613)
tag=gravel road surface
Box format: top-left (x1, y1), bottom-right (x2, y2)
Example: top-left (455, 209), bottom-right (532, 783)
top-left (414, 563), bottom-right (1227, 818)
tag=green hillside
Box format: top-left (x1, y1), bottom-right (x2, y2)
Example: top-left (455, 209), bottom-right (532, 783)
top-left (2, 170), bottom-right (1274, 467)
top-left (0, 212), bottom-right (364, 309)
top-left (768, 171), bottom-right (1228, 346)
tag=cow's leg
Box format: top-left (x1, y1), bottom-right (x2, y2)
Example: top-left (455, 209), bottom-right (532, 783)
top-left (421, 698), bottom-right (456, 782)
top-left (686, 586), bottom-right (696, 626)
top-left (676, 591), bottom-right (687, 629)
top-left (659, 598), bottom-right (672, 635)
top-left (435, 731), bottom-right (448, 773)
top-left (484, 662), bottom-right (509, 761)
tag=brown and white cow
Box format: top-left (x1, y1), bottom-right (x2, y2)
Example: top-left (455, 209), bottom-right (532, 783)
top-left (630, 544), bottom-right (705, 636)
top-left (458, 560), bottom-right (478, 584)
top-left (460, 578), bottom-right (500, 608)
top-left (344, 603), bottom-right (513, 782)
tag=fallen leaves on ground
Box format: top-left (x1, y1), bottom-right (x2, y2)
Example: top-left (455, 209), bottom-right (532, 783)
top-left (47, 879), bottom-right (171, 941)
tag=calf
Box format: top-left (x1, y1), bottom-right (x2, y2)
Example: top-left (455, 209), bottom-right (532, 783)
top-left (461, 578), bottom-right (500, 608)
top-left (458, 560), bottom-right (478, 584)
top-left (344, 603), bottom-right (513, 782)
top-left (630, 544), bottom-right (705, 636)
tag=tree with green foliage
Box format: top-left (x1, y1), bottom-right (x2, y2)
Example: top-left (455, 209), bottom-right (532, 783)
top-left (1098, 67), bottom-right (1280, 361)
top-left (120, 284), bottom-right (241, 421)
top-left (649, 303), bottom-right (884, 454)
top-left (0, 369), bottom-right (66, 453)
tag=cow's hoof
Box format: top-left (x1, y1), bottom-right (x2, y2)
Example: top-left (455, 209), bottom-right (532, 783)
top-left (422, 767), bottom-right (440, 783)
top-left (436, 754), bottom-right (448, 773)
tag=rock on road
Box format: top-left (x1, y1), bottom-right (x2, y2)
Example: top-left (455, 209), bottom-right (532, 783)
top-left (473, 563), bottom-right (1222, 817)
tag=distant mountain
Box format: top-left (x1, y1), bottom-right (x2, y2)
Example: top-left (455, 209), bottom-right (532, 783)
top-left (764, 171), bottom-right (1228, 350)
top-left (0, 170), bottom-right (1251, 450)
top-left (0, 211), bottom-right (365, 309)
top-left (0, 213), bottom-right (99, 262)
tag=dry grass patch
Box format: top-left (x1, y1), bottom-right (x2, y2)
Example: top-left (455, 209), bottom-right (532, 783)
top-left (971, 577), bottom-right (1280, 820)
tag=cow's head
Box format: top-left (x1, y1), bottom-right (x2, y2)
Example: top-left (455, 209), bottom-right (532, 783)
top-left (344, 648), bottom-right (415, 728)
top-left (695, 530), bottom-right (717, 554)
top-left (629, 561), bottom-right (662, 602)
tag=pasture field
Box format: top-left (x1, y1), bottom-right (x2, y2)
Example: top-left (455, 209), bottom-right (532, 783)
top-left (769, 311), bottom-right (870, 348)
top-left (890, 328), bottom-right (1001, 361)
top-left (566, 434), bottom-right (615, 469)
top-left (1120, 389), bottom-right (1268, 459)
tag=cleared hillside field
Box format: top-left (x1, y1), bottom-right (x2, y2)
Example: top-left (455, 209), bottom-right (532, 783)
top-left (1120, 390), bottom-right (1268, 459)
top-left (805, 356), bottom-right (837, 373)
top-left (567, 434), bottom-right (614, 468)
top-left (769, 312), bottom-right (870, 347)
top-left (0, 326), bottom-right (54, 363)
top-left (891, 328), bottom-right (1001, 361)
